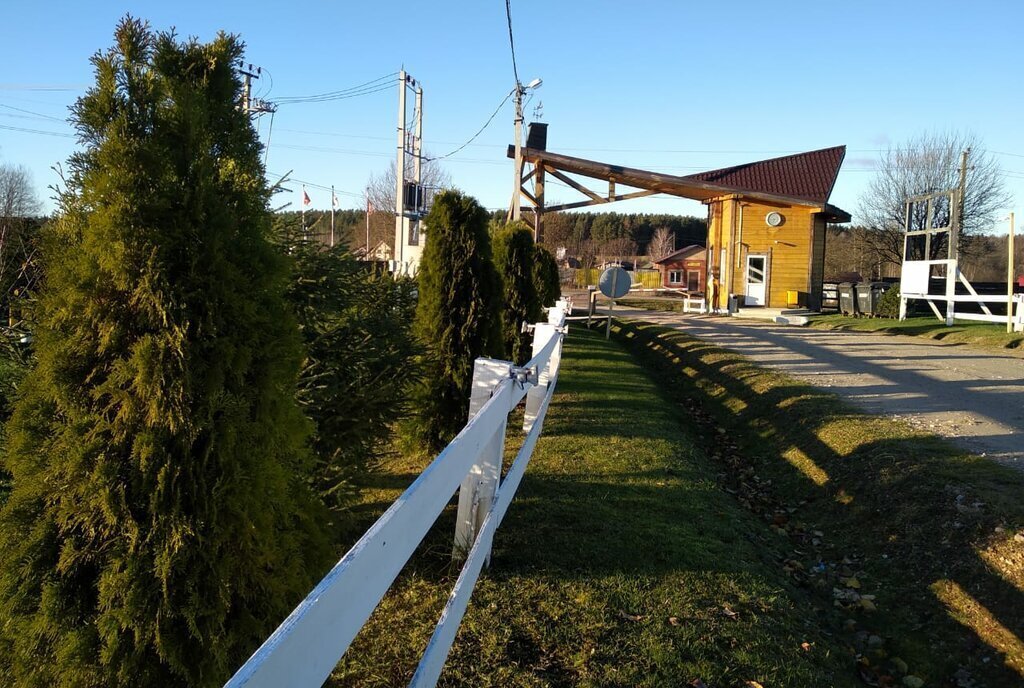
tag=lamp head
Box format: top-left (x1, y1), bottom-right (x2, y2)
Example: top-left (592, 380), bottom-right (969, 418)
top-left (526, 78), bottom-right (543, 90)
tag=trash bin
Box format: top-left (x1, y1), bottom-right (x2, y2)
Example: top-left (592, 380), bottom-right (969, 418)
top-left (838, 282), bottom-right (858, 316)
top-left (855, 282), bottom-right (874, 316)
top-left (727, 295), bottom-right (739, 314)
top-left (862, 282), bottom-right (891, 317)
top-left (786, 290), bottom-right (801, 308)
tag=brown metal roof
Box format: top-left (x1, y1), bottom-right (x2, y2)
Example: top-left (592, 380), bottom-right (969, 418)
top-left (654, 244), bottom-right (706, 264)
top-left (680, 146), bottom-right (846, 206)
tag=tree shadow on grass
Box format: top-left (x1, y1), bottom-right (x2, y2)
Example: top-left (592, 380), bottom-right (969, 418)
top-left (614, 319), bottom-right (1024, 686)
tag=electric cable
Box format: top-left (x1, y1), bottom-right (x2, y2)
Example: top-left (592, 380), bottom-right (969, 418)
top-left (503, 0), bottom-right (520, 88)
top-left (425, 90), bottom-right (513, 162)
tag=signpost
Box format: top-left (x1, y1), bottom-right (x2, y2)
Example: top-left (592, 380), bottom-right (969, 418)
top-left (598, 266), bottom-right (630, 339)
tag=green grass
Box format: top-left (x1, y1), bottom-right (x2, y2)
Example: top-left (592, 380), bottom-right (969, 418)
top-left (613, 318), bottom-right (1024, 687)
top-left (330, 327), bottom-right (857, 687)
top-left (618, 297), bottom-right (689, 313)
top-left (809, 314), bottom-right (1024, 352)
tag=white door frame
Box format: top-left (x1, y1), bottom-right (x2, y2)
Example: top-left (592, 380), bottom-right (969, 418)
top-left (745, 254), bottom-right (768, 306)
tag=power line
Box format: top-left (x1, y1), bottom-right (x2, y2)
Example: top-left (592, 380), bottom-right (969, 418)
top-left (0, 103), bottom-right (65, 122)
top-left (426, 90), bottom-right (513, 161)
top-left (504, 0), bottom-right (520, 87)
top-left (274, 73), bottom-right (397, 104)
top-left (0, 122), bottom-right (74, 138)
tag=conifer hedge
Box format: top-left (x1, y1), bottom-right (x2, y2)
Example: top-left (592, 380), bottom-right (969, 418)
top-left (411, 191), bottom-right (502, 451)
top-left (494, 222), bottom-right (541, 364)
top-left (0, 19), bottom-right (327, 686)
top-left (533, 244), bottom-right (562, 308)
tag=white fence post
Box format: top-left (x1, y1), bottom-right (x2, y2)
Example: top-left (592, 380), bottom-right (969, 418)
top-left (453, 358), bottom-right (510, 561)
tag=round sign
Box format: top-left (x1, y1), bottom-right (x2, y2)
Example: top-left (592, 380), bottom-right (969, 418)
top-left (598, 266), bottom-right (630, 299)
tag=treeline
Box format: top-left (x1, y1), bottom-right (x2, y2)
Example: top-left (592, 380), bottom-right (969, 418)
top-left (825, 225), bottom-right (1023, 283)
top-left (490, 210), bottom-right (707, 254)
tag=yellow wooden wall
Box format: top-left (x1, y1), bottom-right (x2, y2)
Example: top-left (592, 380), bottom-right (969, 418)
top-left (707, 198), bottom-right (823, 309)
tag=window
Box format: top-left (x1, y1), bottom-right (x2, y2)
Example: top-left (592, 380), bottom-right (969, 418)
top-left (687, 270), bottom-right (700, 292)
top-left (668, 270), bottom-right (682, 284)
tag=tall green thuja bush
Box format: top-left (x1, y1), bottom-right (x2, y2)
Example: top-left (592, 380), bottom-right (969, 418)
top-left (533, 244), bottom-right (562, 309)
top-left (0, 18), bottom-right (327, 686)
top-left (412, 190), bottom-right (502, 451)
top-left (494, 222), bottom-right (541, 364)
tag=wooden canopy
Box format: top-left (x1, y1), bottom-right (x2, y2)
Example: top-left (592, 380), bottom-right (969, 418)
top-left (507, 139), bottom-right (851, 242)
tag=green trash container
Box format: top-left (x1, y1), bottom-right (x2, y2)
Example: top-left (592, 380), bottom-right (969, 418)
top-left (838, 282), bottom-right (858, 316)
top-left (855, 282), bottom-right (874, 316)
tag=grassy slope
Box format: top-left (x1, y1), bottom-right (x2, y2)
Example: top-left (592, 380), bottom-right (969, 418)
top-left (808, 314), bottom-right (1024, 352)
top-left (331, 327), bottom-right (856, 687)
top-left (614, 319), bottom-right (1024, 687)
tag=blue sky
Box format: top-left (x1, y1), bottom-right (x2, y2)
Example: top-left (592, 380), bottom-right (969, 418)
top-left (2, 0), bottom-right (1022, 228)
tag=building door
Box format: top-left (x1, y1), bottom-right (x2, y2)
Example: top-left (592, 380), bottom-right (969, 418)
top-left (745, 254), bottom-right (767, 306)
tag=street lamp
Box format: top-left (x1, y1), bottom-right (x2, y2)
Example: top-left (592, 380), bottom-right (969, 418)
top-left (510, 77), bottom-right (543, 222)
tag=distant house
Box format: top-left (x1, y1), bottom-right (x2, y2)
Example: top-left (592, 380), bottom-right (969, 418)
top-left (654, 245), bottom-right (706, 292)
top-left (354, 240), bottom-right (393, 262)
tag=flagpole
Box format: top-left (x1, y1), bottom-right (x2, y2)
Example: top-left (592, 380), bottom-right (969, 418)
top-left (331, 185), bottom-right (336, 247)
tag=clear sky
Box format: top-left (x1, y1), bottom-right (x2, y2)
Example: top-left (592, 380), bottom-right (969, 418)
top-left (2, 0), bottom-right (1022, 228)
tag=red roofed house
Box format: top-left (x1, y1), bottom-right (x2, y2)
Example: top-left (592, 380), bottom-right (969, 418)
top-left (654, 245), bottom-right (706, 292)
top-left (683, 147), bottom-right (850, 311)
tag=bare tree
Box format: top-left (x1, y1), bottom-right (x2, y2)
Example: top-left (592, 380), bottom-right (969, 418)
top-left (648, 226), bottom-right (675, 259)
top-left (599, 236), bottom-right (637, 265)
top-left (1, 163), bottom-right (41, 358)
top-left (364, 158), bottom-right (452, 221)
top-left (857, 131), bottom-right (1011, 266)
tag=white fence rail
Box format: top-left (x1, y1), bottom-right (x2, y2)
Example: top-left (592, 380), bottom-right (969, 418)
top-left (225, 299), bottom-right (572, 688)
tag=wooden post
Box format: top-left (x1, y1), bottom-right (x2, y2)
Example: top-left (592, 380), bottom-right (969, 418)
top-left (1009, 212), bottom-right (1016, 334)
top-left (453, 358), bottom-right (510, 562)
top-left (534, 165), bottom-right (545, 244)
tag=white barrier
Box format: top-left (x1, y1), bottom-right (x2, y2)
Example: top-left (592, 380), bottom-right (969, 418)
top-left (225, 299), bottom-right (571, 688)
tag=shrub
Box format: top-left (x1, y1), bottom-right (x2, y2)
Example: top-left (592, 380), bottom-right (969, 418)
top-left (876, 283), bottom-right (901, 318)
top-left (533, 245), bottom-right (561, 308)
top-left (410, 190), bottom-right (502, 452)
top-left (494, 222), bottom-right (541, 364)
top-left (0, 19), bottom-right (327, 686)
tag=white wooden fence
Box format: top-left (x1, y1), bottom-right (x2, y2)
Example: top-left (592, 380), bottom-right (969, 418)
top-left (225, 299), bottom-right (572, 688)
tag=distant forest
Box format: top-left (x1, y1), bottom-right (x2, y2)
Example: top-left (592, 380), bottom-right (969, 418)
top-left (278, 208), bottom-right (708, 258)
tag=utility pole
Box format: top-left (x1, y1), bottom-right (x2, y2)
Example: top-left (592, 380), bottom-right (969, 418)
top-left (330, 185), bottom-right (336, 247)
top-left (509, 83), bottom-right (524, 223)
top-left (395, 70), bottom-right (408, 271)
top-left (413, 84), bottom-right (423, 245)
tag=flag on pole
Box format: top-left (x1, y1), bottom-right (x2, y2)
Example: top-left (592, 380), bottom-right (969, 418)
top-left (302, 186), bottom-right (311, 207)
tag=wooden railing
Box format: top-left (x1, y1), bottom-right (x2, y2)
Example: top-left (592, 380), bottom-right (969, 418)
top-left (225, 299), bottom-right (572, 688)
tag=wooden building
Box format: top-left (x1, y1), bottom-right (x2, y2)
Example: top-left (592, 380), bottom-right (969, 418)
top-left (509, 127), bottom-right (850, 312)
top-left (685, 148), bottom-right (850, 310)
top-left (654, 245), bottom-right (706, 292)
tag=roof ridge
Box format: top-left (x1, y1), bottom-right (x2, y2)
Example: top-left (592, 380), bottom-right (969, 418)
top-left (681, 146), bottom-right (847, 205)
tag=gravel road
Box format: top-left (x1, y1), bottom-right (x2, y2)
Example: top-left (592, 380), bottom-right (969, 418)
top-left (614, 308), bottom-right (1024, 468)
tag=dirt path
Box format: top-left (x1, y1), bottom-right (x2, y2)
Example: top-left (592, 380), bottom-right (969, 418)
top-left (613, 308), bottom-right (1024, 467)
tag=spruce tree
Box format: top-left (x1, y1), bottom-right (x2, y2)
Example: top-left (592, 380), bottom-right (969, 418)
top-left (411, 190), bottom-right (502, 451)
top-left (277, 228), bottom-right (416, 511)
top-left (0, 18), bottom-right (326, 686)
top-left (493, 221), bottom-right (541, 364)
